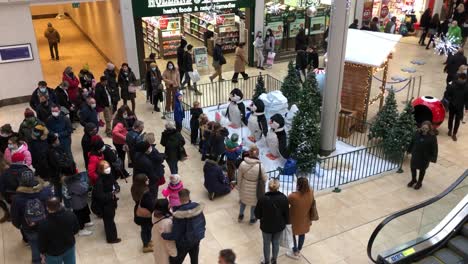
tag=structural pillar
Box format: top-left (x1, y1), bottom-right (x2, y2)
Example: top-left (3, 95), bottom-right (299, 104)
top-left (353, 0), bottom-right (366, 27)
top-left (319, 1), bottom-right (350, 156)
top-left (120, 0), bottom-right (140, 78)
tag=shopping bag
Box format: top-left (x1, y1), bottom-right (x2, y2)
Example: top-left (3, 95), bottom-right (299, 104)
top-left (279, 224), bottom-right (294, 248)
top-left (128, 84), bottom-right (139, 93)
top-left (189, 70), bottom-right (201, 83)
top-left (266, 52), bottom-right (276, 65)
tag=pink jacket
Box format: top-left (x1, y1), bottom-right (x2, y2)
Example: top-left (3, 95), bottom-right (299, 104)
top-left (112, 122), bottom-right (128, 145)
top-left (162, 181), bottom-right (184, 208)
top-left (4, 143), bottom-right (32, 166)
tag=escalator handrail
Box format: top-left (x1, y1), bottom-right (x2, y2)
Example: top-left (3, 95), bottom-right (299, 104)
top-left (367, 169), bottom-right (468, 263)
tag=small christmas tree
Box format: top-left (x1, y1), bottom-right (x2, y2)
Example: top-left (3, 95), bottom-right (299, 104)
top-left (368, 89), bottom-right (398, 140)
top-left (281, 61), bottom-right (302, 107)
top-left (289, 72), bottom-right (321, 173)
top-left (383, 102), bottom-right (417, 161)
top-left (253, 73), bottom-right (266, 100)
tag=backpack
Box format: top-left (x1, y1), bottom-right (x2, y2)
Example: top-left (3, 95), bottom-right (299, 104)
top-left (105, 144), bottom-right (123, 171)
top-left (24, 198), bottom-right (46, 226)
top-left (282, 158), bottom-right (297, 175)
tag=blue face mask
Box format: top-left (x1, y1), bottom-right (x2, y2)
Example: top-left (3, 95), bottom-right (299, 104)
top-left (33, 132), bottom-right (41, 137)
top-left (39, 87), bottom-right (46, 93)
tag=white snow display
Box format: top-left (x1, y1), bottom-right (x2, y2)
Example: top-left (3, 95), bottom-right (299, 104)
top-left (258, 91), bottom-right (289, 120)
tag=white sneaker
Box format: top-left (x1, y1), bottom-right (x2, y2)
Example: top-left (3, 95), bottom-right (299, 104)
top-left (85, 222), bottom-right (94, 227)
top-left (78, 229), bottom-right (93, 236)
top-left (286, 251), bottom-right (300, 260)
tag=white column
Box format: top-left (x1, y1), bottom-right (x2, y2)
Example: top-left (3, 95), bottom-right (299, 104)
top-left (119, 0), bottom-right (140, 77)
top-left (354, 0), bottom-right (366, 27)
top-left (432, 0), bottom-right (444, 15)
top-left (254, 0), bottom-right (265, 35)
top-left (319, 0), bottom-right (350, 155)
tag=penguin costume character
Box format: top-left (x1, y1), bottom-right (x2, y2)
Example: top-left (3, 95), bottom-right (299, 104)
top-left (266, 113), bottom-right (289, 160)
top-left (247, 99), bottom-right (268, 142)
top-left (225, 88), bottom-right (247, 128)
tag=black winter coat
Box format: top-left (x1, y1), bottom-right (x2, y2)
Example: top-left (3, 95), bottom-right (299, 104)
top-left (213, 44), bottom-right (225, 64)
top-left (408, 132), bottom-right (438, 170)
top-left (104, 69), bottom-right (120, 102)
top-left (133, 147), bottom-right (165, 197)
top-left (38, 208), bottom-right (79, 256)
top-left (30, 136), bottom-right (49, 179)
top-left (209, 128), bottom-right (229, 159)
top-left (55, 87), bottom-right (72, 110)
top-left (36, 102), bottom-right (52, 123)
top-left (444, 79), bottom-right (468, 111)
top-left (94, 83), bottom-right (111, 108)
top-left (0, 133), bottom-right (17, 155)
top-left (445, 53), bottom-right (467, 76)
top-left (203, 160), bottom-right (230, 194)
top-left (255, 191), bottom-right (289, 234)
top-left (160, 129), bottom-right (185, 162)
top-left (0, 164), bottom-right (32, 201)
top-left (91, 173), bottom-right (117, 217)
top-left (47, 145), bottom-right (74, 184)
top-left (118, 69), bottom-right (137, 100)
top-left (81, 133), bottom-right (93, 168)
top-left (30, 88), bottom-right (57, 111)
top-left (183, 51), bottom-right (194, 72)
top-left (79, 104), bottom-right (98, 128)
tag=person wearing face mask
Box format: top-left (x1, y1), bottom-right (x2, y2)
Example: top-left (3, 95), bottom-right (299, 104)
top-left (47, 133), bottom-right (74, 199)
top-left (407, 121), bottom-right (438, 190)
top-left (0, 124), bottom-right (18, 155)
top-left (104, 63), bottom-right (120, 113)
top-left (29, 125), bottom-right (50, 180)
top-left (254, 31), bottom-right (265, 70)
top-left (112, 105), bottom-right (132, 178)
top-left (87, 136), bottom-right (106, 186)
top-left (62, 66), bottom-right (80, 105)
top-left (95, 76), bottom-right (114, 137)
top-left (146, 62), bottom-right (164, 112)
top-left (36, 94), bottom-right (53, 123)
top-left (133, 141), bottom-right (165, 199)
top-left (160, 121), bottom-right (185, 174)
top-left (163, 61), bottom-right (181, 113)
top-left (55, 82), bottom-right (75, 119)
top-left (91, 160), bottom-right (121, 244)
top-left (30, 81), bottom-right (57, 111)
top-left (79, 97), bottom-right (99, 129)
top-left (18, 108), bottom-right (43, 144)
top-left (3, 136), bottom-right (32, 166)
top-left (177, 38), bottom-right (187, 82)
top-left (118, 63), bottom-right (137, 113)
top-left (46, 105), bottom-right (73, 156)
top-left (79, 64), bottom-right (95, 90)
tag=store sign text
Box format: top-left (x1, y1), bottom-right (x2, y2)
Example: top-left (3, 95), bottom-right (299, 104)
top-left (148, 0), bottom-right (235, 8)
top-left (160, 2), bottom-right (236, 14)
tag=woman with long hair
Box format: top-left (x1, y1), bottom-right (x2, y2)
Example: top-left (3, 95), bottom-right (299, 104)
top-left (162, 61), bottom-right (180, 113)
top-left (419, 8), bottom-right (432, 46)
top-left (407, 121), bottom-right (438, 190)
top-left (118, 63), bottom-right (137, 113)
top-left (131, 174), bottom-right (155, 253)
top-left (286, 177), bottom-right (315, 260)
top-left (112, 105), bottom-right (132, 178)
top-left (426, 13), bottom-right (440, 49)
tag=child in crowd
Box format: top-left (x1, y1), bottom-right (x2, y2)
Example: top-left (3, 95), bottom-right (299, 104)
top-left (190, 101), bottom-right (203, 145)
top-left (224, 133), bottom-right (242, 182)
top-left (162, 174), bottom-right (183, 208)
top-left (174, 92), bottom-right (185, 132)
top-left (198, 114), bottom-right (209, 160)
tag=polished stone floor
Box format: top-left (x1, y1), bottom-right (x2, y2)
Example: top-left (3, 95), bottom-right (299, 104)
top-left (0, 18), bottom-right (466, 264)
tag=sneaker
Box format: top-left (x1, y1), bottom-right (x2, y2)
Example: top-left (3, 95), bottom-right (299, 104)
top-left (414, 183), bottom-right (422, 190)
top-left (142, 245), bottom-right (154, 253)
top-left (78, 229), bottom-right (93, 236)
top-left (148, 241), bottom-right (154, 248)
top-left (249, 218), bottom-right (257, 225)
top-left (407, 180), bottom-right (416, 187)
top-left (238, 214), bottom-right (244, 223)
top-left (108, 238), bottom-right (122, 244)
top-left (286, 251), bottom-right (300, 260)
top-left (85, 222), bottom-right (94, 227)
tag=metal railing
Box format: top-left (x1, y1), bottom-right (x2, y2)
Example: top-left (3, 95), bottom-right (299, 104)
top-left (337, 111), bottom-right (372, 147)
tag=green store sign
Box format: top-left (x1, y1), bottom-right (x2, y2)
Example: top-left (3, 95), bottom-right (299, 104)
top-left (133, 0), bottom-right (254, 17)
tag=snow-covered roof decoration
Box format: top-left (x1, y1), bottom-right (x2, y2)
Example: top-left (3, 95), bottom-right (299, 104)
top-left (346, 29), bottom-right (402, 68)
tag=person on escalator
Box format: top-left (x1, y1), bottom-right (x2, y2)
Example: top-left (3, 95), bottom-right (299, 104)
top-left (407, 121), bottom-right (438, 190)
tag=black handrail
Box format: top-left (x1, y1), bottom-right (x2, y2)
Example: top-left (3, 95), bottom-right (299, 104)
top-left (367, 169), bottom-right (468, 263)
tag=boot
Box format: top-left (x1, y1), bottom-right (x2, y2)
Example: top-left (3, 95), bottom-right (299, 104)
top-left (142, 245), bottom-right (154, 253)
top-left (407, 180), bottom-right (416, 187)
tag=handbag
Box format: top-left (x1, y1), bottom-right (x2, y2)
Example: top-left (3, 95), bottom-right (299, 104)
top-left (310, 199), bottom-right (319, 221)
top-left (128, 84), bottom-right (139, 93)
top-left (136, 197), bottom-right (152, 218)
top-left (256, 164), bottom-right (265, 199)
top-left (279, 224), bottom-right (293, 248)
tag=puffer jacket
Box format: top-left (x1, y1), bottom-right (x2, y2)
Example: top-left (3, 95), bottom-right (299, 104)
top-left (203, 160), bottom-right (231, 195)
top-left (255, 191), bottom-right (289, 234)
top-left (112, 122), bottom-right (128, 145)
top-left (4, 143), bottom-right (32, 167)
top-left (18, 117), bottom-right (43, 143)
top-left (29, 131), bottom-right (49, 179)
top-left (162, 181), bottom-right (184, 208)
top-left (237, 157), bottom-right (267, 206)
top-left (64, 173), bottom-right (89, 210)
top-left (87, 152), bottom-right (104, 186)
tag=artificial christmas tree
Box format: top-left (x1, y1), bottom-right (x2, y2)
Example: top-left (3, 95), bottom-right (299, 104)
top-left (368, 89), bottom-right (398, 140)
top-left (383, 102), bottom-right (417, 162)
top-left (281, 61), bottom-right (302, 107)
top-left (253, 73), bottom-right (266, 100)
top-left (288, 72), bottom-right (322, 173)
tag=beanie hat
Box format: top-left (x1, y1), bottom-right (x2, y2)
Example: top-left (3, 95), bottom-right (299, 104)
top-left (84, 122), bottom-right (97, 134)
top-left (0, 124), bottom-right (13, 134)
top-left (170, 174), bottom-right (181, 185)
top-left (107, 63), bottom-right (115, 70)
top-left (230, 133), bottom-right (239, 143)
top-left (19, 170), bottom-right (38, 187)
top-left (47, 133), bottom-right (58, 145)
top-left (11, 152), bottom-right (26, 163)
top-left (24, 108), bottom-right (35, 118)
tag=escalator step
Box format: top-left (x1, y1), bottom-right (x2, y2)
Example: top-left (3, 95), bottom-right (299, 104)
top-left (462, 224), bottom-right (468, 238)
top-left (447, 236), bottom-right (468, 259)
top-left (415, 256), bottom-right (444, 264)
top-left (433, 248), bottom-right (463, 263)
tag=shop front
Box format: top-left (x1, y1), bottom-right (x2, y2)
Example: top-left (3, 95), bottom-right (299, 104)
top-left (131, 0), bottom-right (255, 78)
top-left (369, 0), bottom-right (428, 32)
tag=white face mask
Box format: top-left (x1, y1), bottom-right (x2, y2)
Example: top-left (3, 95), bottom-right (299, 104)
top-left (52, 112), bottom-right (60, 117)
top-left (104, 167), bottom-right (111, 174)
top-left (123, 113), bottom-right (128, 119)
top-left (168, 65), bottom-right (174, 70)
top-left (146, 147), bottom-right (152, 154)
top-left (90, 104), bottom-right (96, 109)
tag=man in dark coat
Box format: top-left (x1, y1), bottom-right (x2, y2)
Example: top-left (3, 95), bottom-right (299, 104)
top-left (445, 73), bottom-right (468, 141)
top-left (209, 40), bottom-right (226, 82)
top-left (126, 120), bottom-right (145, 168)
top-left (30, 81), bottom-right (57, 111)
top-left (349, 19), bottom-right (359, 29)
top-left (79, 97), bottom-right (99, 128)
top-left (46, 105), bottom-right (73, 155)
top-left (47, 134), bottom-right (74, 199)
top-left (203, 157), bottom-right (231, 200)
top-left (38, 197), bottom-right (79, 263)
top-left (160, 122), bottom-right (185, 174)
top-left (36, 94), bottom-right (53, 123)
top-left (133, 141), bottom-right (164, 199)
top-left (104, 63), bottom-right (120, 112)
top-left (444, 48), bottom-right (467, 85)
top-left (95, 76), bottom-right (113, 136)
top-left (0, 152), bottom-right (33, 203)
top-left (29, 125), bottom-right (50, 180)
top-left (162, 189), bottom-right (206, 264)
top-left (177, 38), bottom-right (188, 82)
top-left (81, 122), bottom-right (98, 169)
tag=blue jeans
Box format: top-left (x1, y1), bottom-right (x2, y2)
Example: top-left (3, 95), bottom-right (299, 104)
top-left (262, 231), bottom-right (281, 263)
top-left (141, 222), bottom-right (153, 247)
top-left (24, 229), bottom-right (40, 264)
top-left (46, 245), bottom-right (76, 264)
top-left (239, 202), bottom-right (255, 221)
top-left (293, 234), bottom-right (305, 252)
top-left (167, 160), bottom-right (178, 174)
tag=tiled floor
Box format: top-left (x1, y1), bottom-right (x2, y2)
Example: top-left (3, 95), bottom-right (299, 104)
top-left (1, 18), bottom-right (467, 264)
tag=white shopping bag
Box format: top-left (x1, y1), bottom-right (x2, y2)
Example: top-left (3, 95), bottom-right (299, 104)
top-left (189, 70), bottom-right (201, 83)
top-left (279, 224), bottom-right (293, 248)
top-left (266, 51), bottom-right (276, 65)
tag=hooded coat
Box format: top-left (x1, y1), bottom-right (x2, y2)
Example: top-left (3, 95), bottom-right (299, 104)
top-left (62, 72), bottom-right (80, 103)
top-left (4, 143), bottom-right (32, 167)
top-left (44, 26), bottom-right (60, 43)
top-left (174, 92), bottom-right (185, 124)
top-left (237, 157), bottom-right (267, 206)
top-left (162, 181), bottom-right (184, 208)
top-left (160, 128), bottom-right (185, 162)
top-left (203, 159), bottom-right (231, 195)
top-left (64, 173), bottom-right (89, 210)
top-left (0, 164), bottom-right (33, 201)
top-left (408, 131), bottom-right (438, 170)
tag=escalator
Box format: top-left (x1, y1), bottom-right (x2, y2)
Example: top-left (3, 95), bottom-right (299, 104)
top-left (367, 171), bottom-right (468, 264)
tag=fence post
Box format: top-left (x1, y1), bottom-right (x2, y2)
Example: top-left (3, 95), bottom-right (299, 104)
top-left (396, 152), bottom-right (404, 173)
top-left (332, 156), bottom-right (342, 193)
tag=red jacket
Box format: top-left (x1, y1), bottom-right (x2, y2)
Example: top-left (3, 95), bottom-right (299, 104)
top-left (112, 122), bottom-right (128, 145)
top-left (87, 153), bottom-right (104, 185)
top-left (62, 73), bottom-right (80, 103)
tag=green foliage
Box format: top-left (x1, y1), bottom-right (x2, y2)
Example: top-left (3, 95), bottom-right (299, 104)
top-left (288, 71), bottom-right (321, 173)
top-left (281, 61), bottom-right (302, 107)
top-left (253, 74), bottom-right (266, 100)
top-left (383, 102), bottom-right (417, 161)
top-left (368, 89), bottom-right (398, 140)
